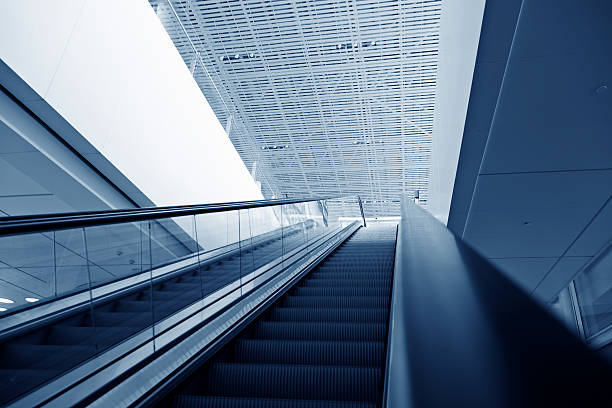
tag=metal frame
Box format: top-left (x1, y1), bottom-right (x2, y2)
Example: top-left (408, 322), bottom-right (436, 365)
top-left (0, 196), bottom-right (349, 235)
top-left (150, 0), bottom-right (441, 217)
top-left (568, 281), bottom-right (586, 340)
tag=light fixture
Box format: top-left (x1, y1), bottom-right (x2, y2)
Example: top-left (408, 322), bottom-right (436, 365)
top-left (0, 307), bottom-right (7, 312)
top-left (25, 297), bottom-right (39, 303)
top-left (0, 298), bottom-right (14, 304)
top-left (262, 144), bottom-right (289, 150)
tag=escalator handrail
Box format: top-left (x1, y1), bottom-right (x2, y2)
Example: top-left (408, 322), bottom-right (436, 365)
top-left (0, 195), bottom-right (364, 234)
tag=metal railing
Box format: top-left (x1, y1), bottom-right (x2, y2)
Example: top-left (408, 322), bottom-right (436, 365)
top-left (0, 196), bottom-right (366, 235)
top-left (0, 195), bottom-right (365, 407)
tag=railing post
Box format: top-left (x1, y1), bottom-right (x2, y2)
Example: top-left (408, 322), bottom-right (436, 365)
top-left (357, 196), bottom-right (366, 227)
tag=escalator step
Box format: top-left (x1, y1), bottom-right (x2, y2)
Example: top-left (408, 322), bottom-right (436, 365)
top-left (307, 273), bottom-right (390, 280)
top-left (302, 279), bottom-right (390, 288)
top-left (293, 287), bottom-right (390, 297)
top-left (283, 295), bottom-right (389, 309)
top-left (251, 321), bottom-right (386, 342)
top-left (267, 307), bottom-right (388, 323)
top-left (173, 395), bottom-right (376, 408)
top-left (233, 339), bottom-right (385, 366)
top-left (205, 363), bottom-right (381, 402)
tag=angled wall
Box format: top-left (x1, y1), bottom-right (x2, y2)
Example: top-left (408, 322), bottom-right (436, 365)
top-left (449, 0), bottom-right (612, 303)
top-left (0, 0), bottom-right (263, 210)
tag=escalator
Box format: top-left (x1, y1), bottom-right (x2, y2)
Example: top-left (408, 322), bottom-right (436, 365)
top-left (162, 224), bottom-right (397, 408)
top-left (2, 195), bottom-right (610, 407)
top-left (0, 225), bottom-right (310, 405)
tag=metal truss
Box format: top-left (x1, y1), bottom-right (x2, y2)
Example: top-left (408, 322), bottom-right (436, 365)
top-left (150, 0), bottom-right (441, 217)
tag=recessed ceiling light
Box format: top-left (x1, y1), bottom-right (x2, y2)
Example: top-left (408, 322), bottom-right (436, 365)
top-left (25, 297), bottom-right (39, 303)
top-left (0, 307), bottom-right (7, 312)
top-left (0, 298), bottom-right (14, 304)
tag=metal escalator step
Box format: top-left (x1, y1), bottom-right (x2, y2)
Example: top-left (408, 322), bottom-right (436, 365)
top-left (308, 272), bottom-right (391, 280)
top-left (251, 321), bottom-right (386, 342)
top-left (283, 295), bottom-right (390, 309)
top-left (233, 339), bottom-right (385, 367)
top-left (173, 395), bottom-right (376, 408)
top-left (205, 363), bottom-right (381, 402)
top-left (314, 268), bottom-right (392, 274)
top-left (293, 287), bottom-right (390, 297)
top-left (267, 307), bottom-right (387, 323)
top-left (302, 279), bottom-right (390, 288)
top-left (165, 225), bottom-right (397, 406)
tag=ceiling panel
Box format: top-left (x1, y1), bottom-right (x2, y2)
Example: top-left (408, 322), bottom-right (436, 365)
top-left (149, 0), bottom-right (441, 217)
top-left (490, 257), bottom-right (557, 294)
top-left (451, 0), bottom-right (612, 303)
top-left (533, 256), bottom-right (591, 302)
top-left (464, 170), bottom-right (612, 258)
top-left (480, 56), bottom-right (612, 174)
top-left (566, 197), bottom-right (612, 257)
top-left (479, 1), bottom-right (612, 175)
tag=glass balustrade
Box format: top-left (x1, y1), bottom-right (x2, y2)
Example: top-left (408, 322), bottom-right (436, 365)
top-left (0, 196), bottom-right (364, 405)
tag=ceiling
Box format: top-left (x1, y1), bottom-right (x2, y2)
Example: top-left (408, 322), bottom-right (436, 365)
top-left (149, 0), bottom-right (442, 217)
top-left (448, 0), bottom-right (612, 302)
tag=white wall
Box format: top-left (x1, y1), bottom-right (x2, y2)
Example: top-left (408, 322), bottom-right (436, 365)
top-left (0, 0), bottom-right (263, 208)
top-left (428, 0), bottom-right (486, 224)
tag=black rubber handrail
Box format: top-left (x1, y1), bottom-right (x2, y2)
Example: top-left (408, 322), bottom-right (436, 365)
top-left (0, 196), bottom-right (364, 235)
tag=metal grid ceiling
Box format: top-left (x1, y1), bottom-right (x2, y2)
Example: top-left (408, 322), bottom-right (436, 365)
top-left (150, 0), bottom-right (441, 217)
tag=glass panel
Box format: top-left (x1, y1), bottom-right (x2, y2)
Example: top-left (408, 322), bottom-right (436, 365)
top-left (326, 196), bottom-right (362, 229)
top-left (574, 248), bottom-right (612, 338)
top-left (87, 220), bottom-right (154, 354)
top-left (0, 227), bottom-right (92, 314)
top-left (238, 209), bottom-right (254, 286)
top-left (248, 205), bottom-right (283, 275)
top-left (0, 227), bottom-right (97, 404)
top-left (83, 221), bottom-right (152, 286)
top-left (0, 196), bottom-right (363, 405)
top-left (150, 216), bottom-right (201, 323)
top-left (305, 200), bottom-right (328, 245)
top-left (195, 210), bottom-right (241, 300)
top-left (280, 202), bottom-right (308, 269)
top-left (55, 228), bottom-right (91, 297)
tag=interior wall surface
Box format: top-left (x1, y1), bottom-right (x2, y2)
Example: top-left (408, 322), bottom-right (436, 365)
top-left (428, 0), bottom-right (486, 224)
top-left (0, 0), bottom-right (263, 210)
top-left (0, 0), bottom-right (269, 311)
top-left (449, 0), bottom-right (612, 306)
